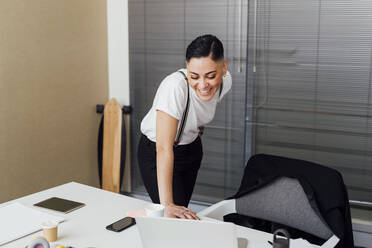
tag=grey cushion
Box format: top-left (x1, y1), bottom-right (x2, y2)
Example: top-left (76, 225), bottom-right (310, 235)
top-left (236, 177), bottom-right (333, 239)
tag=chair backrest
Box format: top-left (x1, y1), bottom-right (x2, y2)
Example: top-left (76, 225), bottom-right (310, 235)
top-left (236, 177), bottom-right (333, 239)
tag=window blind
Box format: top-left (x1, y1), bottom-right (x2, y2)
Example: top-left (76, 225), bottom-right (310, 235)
top-left (128, 0), bottom-right (372, 205)
top-left (251, 0), bottom-right (372, 203)
top-left (128, 0), bottom-right (250, 203)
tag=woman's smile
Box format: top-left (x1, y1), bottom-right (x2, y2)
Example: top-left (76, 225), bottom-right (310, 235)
top-left (198, 87), bottom-right (212, 95)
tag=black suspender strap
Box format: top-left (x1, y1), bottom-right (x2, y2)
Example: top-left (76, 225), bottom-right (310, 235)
top-left (174, 71), bottom-right (190, 146)
top-left (174, 71), bottom-right (224, 146)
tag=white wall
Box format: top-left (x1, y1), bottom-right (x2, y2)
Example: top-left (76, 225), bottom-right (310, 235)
top-left (107, 0), bottom-right (131, 192)
top-left (107, 0), bottom-right (130, 106)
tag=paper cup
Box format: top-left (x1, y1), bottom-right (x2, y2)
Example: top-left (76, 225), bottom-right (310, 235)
top-left (41, 220), bottom-right (58, 242)
top-left (145, 204), bottom-right (165, 217)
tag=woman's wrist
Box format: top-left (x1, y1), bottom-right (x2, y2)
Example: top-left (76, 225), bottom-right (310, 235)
top-left (161, 201), bottom-right (175, 207)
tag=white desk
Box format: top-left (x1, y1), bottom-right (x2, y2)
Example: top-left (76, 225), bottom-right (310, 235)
top-left (1, 182), bottom-right (148, 248)
top-left (0, 182), bottom-right (273, 248)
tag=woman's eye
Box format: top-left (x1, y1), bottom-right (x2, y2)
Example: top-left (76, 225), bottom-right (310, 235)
top-left (207, 75), bottom-right (216, 79)
top-left (191, 77), bottom-right (198, 80)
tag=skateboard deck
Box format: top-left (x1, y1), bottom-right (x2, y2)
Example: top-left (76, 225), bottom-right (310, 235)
top-left (102, 98), bottom-right (122, 193)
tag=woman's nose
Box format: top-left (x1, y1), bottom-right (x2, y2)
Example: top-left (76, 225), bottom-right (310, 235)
top-left (198, 78), bottom-right (208, 89)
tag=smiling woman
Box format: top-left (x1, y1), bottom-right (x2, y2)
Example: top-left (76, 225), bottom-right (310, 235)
top-left (187, 57), bottom-right (226, 101)
top-left (186, 36), bottom-right (227, 102)
top-left (137, 34), bottom-right (232, 220)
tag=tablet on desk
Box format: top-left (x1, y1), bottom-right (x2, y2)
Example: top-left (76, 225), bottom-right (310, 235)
top-left (34, 197), bottom-right (85, 213)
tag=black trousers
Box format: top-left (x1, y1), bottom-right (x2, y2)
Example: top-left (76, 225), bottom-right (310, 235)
top-left (137, 134), bottom-right (203, 207)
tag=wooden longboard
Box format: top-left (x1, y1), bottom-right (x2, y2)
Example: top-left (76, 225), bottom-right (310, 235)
top-left (102, 98), bottom-right (122, 193)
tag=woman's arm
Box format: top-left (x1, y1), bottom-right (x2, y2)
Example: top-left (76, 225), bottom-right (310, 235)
top-left (156, 110), bottom-right (199, 220)
top-left (156, 110), bottom-right (177, 205)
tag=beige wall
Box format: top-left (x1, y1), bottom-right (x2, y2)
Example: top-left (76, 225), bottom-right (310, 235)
top-left (0, 0), bottom-right (108, 202)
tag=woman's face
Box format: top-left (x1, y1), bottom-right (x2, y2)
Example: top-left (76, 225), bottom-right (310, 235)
top-left (186, 56), bottom-right (227, 101)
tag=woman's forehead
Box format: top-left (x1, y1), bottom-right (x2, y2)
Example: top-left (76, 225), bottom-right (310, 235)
top-left (186, 57), bottom-right (223, 73)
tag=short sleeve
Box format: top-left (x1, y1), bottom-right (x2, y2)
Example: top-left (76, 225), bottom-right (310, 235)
top-left (152, 72), bottom-right (188, 120)
top-left (218, 71), bottom-right (232, 101)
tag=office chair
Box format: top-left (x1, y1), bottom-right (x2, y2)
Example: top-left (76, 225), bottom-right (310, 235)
top-left (232, 177), bottom-right (333, 242)
top-left (227, 154), bottom-right (354, 248)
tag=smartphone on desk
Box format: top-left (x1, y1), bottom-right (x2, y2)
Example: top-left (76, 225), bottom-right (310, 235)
top-left (106, 217), bottom-right (136, 232)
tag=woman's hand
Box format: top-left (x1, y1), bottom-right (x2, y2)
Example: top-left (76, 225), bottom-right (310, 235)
top-left (164, 203), bottom-right (200, 220)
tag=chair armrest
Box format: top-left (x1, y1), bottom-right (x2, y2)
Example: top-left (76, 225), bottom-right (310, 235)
top-left (198, 199), bottom-right (236, 221)
top-left (320, 235), bottom-right (339, 248)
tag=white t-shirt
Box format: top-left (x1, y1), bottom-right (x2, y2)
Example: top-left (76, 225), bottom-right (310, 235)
top-left (140, 69), bottom-right (232, 145)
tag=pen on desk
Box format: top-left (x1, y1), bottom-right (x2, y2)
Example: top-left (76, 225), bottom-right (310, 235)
top-left (268, 240), bottom-right (273, 246)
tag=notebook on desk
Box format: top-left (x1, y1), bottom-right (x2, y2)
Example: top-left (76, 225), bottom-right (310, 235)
top-left (34, 197), bottom-right (85, 213)
top-left (135, 216), bottom-right (248, 248)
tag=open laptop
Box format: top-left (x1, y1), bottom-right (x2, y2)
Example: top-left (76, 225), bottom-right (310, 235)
top-left (135, 216), bottom-right (247, 248)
